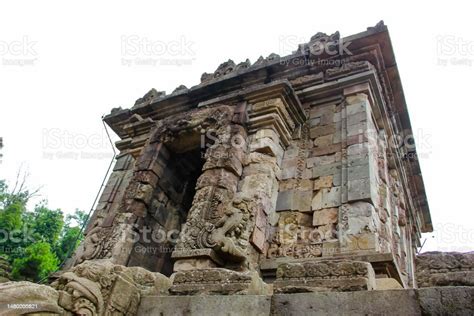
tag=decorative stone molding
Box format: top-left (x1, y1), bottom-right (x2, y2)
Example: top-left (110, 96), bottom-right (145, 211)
top-left (416, 252), bottom-right (474, 287)
top-left (52, 260), bottom-right (171, 315)
top-left (274, 260), bottom-right (376, 293)
top-left (0, 260), bottom-right (170, 316)
top-left (169, 268), bottom-right (270, 295)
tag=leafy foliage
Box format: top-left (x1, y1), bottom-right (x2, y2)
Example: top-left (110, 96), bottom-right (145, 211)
top-left (11, 242), bottom-right (59, 282)
top-left (0, 179), bottom-right (85, 282)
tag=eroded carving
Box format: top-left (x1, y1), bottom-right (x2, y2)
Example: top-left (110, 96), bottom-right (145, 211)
top-left (416, 252), bottom-right (474, 287)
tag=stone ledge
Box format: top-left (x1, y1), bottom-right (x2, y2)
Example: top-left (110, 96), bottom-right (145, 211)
top-left (274, 260), bottom-right (376, 293)
top-left (138, 295), bottom-right (271, 316)
top-left (169, 268), bottom-right (270, 295)
top-left (137, 287), bottom-right (474, 316)
top-left (416, 251), bottom-right (474, 287)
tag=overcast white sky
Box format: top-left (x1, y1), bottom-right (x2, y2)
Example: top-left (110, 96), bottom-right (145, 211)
top-left (0, 0), bottom-right (472, 252)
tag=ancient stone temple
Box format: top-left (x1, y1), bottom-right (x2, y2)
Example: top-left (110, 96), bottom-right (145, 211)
top-left (1, 21), bottom-right (473, 316)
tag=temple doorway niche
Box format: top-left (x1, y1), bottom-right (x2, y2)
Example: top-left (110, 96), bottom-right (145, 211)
top-left (127, 146), bottom-right (204, 277)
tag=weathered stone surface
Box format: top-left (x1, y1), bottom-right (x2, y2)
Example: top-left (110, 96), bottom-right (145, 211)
top-left (63, 23), bottom-right (435, 304)
top-left (0, 281), bottom-right (63, 315)
top-left (276, 190), bottom-right (294, 211)
top-left (274, 261), bottom-right (376, 293)
top-left (311, 143), bottom-right (341, 157)
top-left (169, 268), bottom-right (270, 295)
top-left (311, 190), bottom-right (323, 210)
top-left (138, 287), bottom-right (474, 316)
top-left (340, 201), bottom-right (379, 235)
top-left (313, 134), bottom-right (333, 147)
top-left (310, 124), bottom-right (336, 139)
top-left (313, 175), bottom-right (333, 190)
top-left (347, 178), bottom-right (373, 202)
top-left (272, 290), bottom-right (421, 315)
top-left (416, 251), bottom-right (474, 287)
top-left (276, 190), bottom-right (312, 212)
top-left (376, 278), bottom-right (403, 289)
top-left (139, 295), bottom-right (272, 316)
top-left (313, 207), bottom-right (338, 226)
top-left (0, 260), bottom-right (171, 316)
top-left (53, 259), bottom-right (171, 315)
top-left (312, 187), bottom-right (341, 210)
top-left (279, 211), bottom-right (313, 227)
top-left (417, 286), bottom-right (474, 315)
top-left (312, 162), bottom-right (341, 178)
top-left (307, 153), bottom-right (341, 168)
top-left (342, 233), bottom-right (379, 252)
top-left (279, 178), bottom-right (313, 191)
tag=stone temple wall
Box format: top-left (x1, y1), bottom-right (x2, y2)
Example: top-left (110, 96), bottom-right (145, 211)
top-left (63, 21), bottom-right (432, 292)
top-left (1, 22), bottom-right (471, 316)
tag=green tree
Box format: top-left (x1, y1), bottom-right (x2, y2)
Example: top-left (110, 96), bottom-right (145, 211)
top-left (11, 242), bottom-right (58, 282)
top-left (54, 209), bottom-right (87, 263)
top-left (0, 180), bottom-right (26, 261)
top-left (31, 203), bottom-right (64, 245)
top-left (0, 177), bottom-right (86, 281)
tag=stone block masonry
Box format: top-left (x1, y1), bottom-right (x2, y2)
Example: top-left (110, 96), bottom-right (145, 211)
top-left (0, 21), bottom-right (447, 316)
